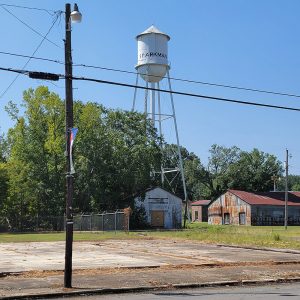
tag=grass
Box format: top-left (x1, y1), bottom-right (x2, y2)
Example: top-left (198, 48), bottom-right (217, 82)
top-left (0, 223), bottom-right (300, 250)
top-left (148, 223), bottom-right (300, 249)
top-left (0, 232), bottom-right (132, 243)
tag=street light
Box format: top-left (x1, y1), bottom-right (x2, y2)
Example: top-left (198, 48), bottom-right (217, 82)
top-left (70, 4), bottom-right (82, 23)
top-left (64, 3), bottom-right (81, 289)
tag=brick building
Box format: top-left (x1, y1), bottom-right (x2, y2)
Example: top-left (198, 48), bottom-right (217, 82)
top-left (191, 200), bottom-right (211, 222)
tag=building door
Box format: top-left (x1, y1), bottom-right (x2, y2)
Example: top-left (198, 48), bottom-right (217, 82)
top-left (239, 212), bottom-right (246, 225)
top-left (224, 213), bottom-right (230, 225)
top-left (194, 211), bottom-right (199, 221)
top-left (151, 210), bottom-right (164, 228)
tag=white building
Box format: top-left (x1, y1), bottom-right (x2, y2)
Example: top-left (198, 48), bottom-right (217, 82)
top-left (135, 187), bottom-right (182, 229)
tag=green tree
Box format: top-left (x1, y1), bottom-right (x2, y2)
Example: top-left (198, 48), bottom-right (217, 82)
top-left (4, 117), bottom-right (34, 229)
top-left (203, 145), bottom-right (283, 199)
top-left (206, 144), bottom-right (241, 198)
top-left (3, 87), bottom-right (65, 229)
top-left (74, 105), bottom-right (162, 211)
top-left (228, 148), bottom-right (283, 192)
top-left (3, 87), bottom-right (163, 229)
top-left (0, 133), bottom-right (8, 229)
top-left (277, 174), bottom-right (300, 191)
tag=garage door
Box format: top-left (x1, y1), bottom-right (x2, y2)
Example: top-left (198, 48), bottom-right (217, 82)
top-left (151, 210), bottom-right (164, 228)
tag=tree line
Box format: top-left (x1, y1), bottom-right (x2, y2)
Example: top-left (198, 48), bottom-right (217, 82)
top-left (0, 86), bottom-right (297, 230)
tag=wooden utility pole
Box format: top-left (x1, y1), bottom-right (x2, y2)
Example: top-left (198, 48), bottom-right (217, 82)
top-left (64, 3), bottom-right (74, 288)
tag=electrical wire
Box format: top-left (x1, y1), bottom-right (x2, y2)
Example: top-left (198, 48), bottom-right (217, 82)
top-left (0, 6), bottom-right (62, 49)
top-left (71, 64), bottom-right (300, 99)
top-left (0, 3), bottom-right (58, 14)
top-left (2, 66), bottom-right (299, 112)
top-left (0, 67), bottom-right (27, 75)
top-left (0, 51), bottom-right (64, 64)
top-left (1, 50), bottom-right (299, 99)
top-left (69, 76), bottom-right (300, 112)
top-left (0, 14), bottom-right (61, 99)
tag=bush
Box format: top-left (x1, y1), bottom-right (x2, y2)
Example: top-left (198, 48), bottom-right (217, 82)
top-left (129, 204), bottom-right (150, 230)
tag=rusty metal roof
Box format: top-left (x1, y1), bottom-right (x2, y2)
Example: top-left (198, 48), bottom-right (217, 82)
top-left (229, 189), bottom-right (300, 206)
top-left (191, 200), bottom-right (211, 206)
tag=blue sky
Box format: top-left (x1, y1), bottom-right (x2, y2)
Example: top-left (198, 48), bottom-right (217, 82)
top-left (0, 0), bottom-right (300, 173)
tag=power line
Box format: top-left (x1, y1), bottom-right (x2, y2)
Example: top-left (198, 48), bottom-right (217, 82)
top-left (1, 66), bottom-right (300, 112)
top-left (0, 3), bottom-right (56, 13)
top-left (72, 64), bottom-right (300, 99)
top-left (1, 50), bottom-right (299, 99)
top-left (0, 51), bottom-right (64, 64)
top-left (0, 3), bottom-right (58, 15)
top-left (0, 67), bottom-right (27, 75)
top-left (0, 14), bottom-right (61, 99)
top-left (0, 6), bottom-right (62, 49)
top-left (70, 76), bottom-right (300, 112)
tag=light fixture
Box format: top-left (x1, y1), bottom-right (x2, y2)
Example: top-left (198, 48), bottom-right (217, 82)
top-left (70, 3), bottom-right (82, 23)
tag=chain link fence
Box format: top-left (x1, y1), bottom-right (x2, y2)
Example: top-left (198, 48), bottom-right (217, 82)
top-left (0, 210), bottom-right (129, 232)
top-left (73, 211), bottom-right (129, 231)
top-left (251, 216), bottom-right (300, 226)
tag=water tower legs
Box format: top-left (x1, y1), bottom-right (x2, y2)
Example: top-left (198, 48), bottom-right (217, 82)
top-left (131, 71), bottom-right (189, 224)
top-left (150, 82), bottom-right (156, 124)
top-left (157, 82), bottom-right (164, 186)
top-left (132, 73), bottom-right (139, 112)
top-left (167, 70), bottom-right (189, 223)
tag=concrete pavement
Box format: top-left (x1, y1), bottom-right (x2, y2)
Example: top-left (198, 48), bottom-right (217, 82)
top-left (1, 239), bottom-right (300, 299)
top-left (1, 239), bottom-right (300, 273)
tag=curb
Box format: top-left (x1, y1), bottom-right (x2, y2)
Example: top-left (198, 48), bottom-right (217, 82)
top-left (2, 277), bottom-right (300, 300)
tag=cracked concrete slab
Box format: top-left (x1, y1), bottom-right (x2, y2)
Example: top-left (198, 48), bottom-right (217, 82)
top-left (0, 239), bottom-right (300, 273)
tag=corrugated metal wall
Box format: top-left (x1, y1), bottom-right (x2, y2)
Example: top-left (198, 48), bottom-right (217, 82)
top-left (208, 192), bottom-right (251, 225)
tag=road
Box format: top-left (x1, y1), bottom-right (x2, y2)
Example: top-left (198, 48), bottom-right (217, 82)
top-left (53, 283), bottom-right (300, 299)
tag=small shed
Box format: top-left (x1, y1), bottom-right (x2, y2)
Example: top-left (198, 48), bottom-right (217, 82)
top-left (134, 187), bottom-right (182, 229)
top-left (208, 189), bottom-right (300, 226)
top-left (191, 200), bottom-right (211, 222)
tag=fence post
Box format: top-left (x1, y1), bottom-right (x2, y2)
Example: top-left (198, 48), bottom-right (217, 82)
top-left (36, 215), bottom-right (39, 232)
top-left (114, 211), bottom-right (117, 234)
top-left (90, 214), bottom-right (92, 231)
top-left (128, 212), bottom-right (130, 232)
top-left (102, 213), bottom-right (104, 232)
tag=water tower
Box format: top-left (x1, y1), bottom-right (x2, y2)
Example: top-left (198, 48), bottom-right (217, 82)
top-left (132, 25), bottom-right (188, 207)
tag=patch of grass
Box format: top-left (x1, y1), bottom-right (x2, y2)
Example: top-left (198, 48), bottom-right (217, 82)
top-left (143, 223), bottom-right (300, 250)
top-left (273, 233), bottom-right (281, 241)
top-left (0, 231), bottom-right (134, 243)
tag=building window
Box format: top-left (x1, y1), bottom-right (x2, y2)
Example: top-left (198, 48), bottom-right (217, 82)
top-left (239, 212), bottom-right (246, 225)
top-left (195, 211), bottom-right (199, 221)
top-left (224, 213), bottom-right (230, 225)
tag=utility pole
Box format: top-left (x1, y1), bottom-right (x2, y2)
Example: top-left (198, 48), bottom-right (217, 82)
top-left (64, 3), bottom-right (82, 288)
top-left (64, 3), bottom-right (73, 288)
top-left (284, 149), bottom-right (289, 230)
top-left (24, 4), bottom-right (81, 287)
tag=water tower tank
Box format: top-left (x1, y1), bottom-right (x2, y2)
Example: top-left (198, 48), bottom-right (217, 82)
top-left (136, 25), bottom-right (170, 83)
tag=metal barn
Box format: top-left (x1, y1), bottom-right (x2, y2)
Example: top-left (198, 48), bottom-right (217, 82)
top-left (135, 187), bottom-right (182, 229)
top-left (208, 190), bottom-right (300, 226)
